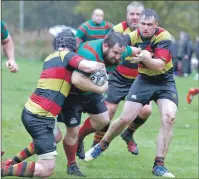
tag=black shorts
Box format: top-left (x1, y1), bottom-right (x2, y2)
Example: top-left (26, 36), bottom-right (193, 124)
top-left (106, 71), bottom-right (135, 104)
top-left (22, 107), bottom-right (56, 155)
top-left (126, 74), bottom-right (178, 106)
top-left (57, 93), bottom-right (107, 127)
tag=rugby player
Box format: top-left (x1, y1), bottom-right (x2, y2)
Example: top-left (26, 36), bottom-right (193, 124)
top-left (1, 32), bottom-right (107, 178)
top-left (90, 1), bottom-right (152, 156)
top-left (76, 8), bottom-right (113, 46)
top-left (58, 32), bottom-right (141, 176)
top-left (86, 9), bottom-right (178, 178)
top-left (1, 21), bottom-right (18, 72)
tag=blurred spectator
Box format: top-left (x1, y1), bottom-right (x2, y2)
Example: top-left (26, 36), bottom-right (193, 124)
top-left (171, 35), bottom-right (178, 75)
top-left (193, 36), bottom-right (199, 80)
top-left (182, 33), bottom-right (193, 77)
top-left (176, 31), bottom-right (191, 77)
top-left (75, 9), bottom-right (113, 46)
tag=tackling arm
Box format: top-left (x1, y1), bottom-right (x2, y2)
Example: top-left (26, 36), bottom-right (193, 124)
top-left (78, 60), bottom-right (105, 73)
top-left (71, 71), bottom-right (108, 94)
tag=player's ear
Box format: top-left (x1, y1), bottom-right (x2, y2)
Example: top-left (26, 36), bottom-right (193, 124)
top-left (103, 43), bottom-right (108, 51)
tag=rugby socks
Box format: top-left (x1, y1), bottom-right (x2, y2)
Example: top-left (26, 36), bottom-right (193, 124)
top-left (78, 117), bottom-right (96, 142)
top-left (93, 123), bottom-right (110, 146)
top-left (153, 156), bottom-right (165, 168)
top-left (63, 141), bottom-right (78, 166)
top-left (12, 142), bottom-right (35, 163)
top-left (127, 116), bottom-right (148, 135)
top-left (1, 162), bottom-right (35, 177)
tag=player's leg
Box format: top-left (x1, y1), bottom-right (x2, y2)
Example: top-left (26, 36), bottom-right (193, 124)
top-left (59, 94), bottom-right (85, 177)
top-left (92, 71), bottom-right (132, 146)
top-left (1, 108), bottom-right (57, 177)
top-left (85, 76), bottom-right (153, 161)
top-left (92, 102), bottom-right (119, 146)
top-left (2, 120), bottom-right (62, 167)
top-left (152, 82), bottom-right (178, 178)
top-left (121, 102), bottom-right (152, 155)
top-left (77, 94), bottom-right (109, 159)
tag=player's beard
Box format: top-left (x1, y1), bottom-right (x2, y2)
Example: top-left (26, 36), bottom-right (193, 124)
top-left (103, 50), bottom-right (118, 65)
top-left (126, 19), bottom-right (137, 31)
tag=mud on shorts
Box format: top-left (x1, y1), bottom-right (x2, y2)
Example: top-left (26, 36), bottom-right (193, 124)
top-left (126, 74), bottom-right (178, 106)
top-left (57, 93), bottom-right (107, 127)
top-left (106, 70), bottom-right (135, 104)
top-left (22, 107), bottom-right (57, 160)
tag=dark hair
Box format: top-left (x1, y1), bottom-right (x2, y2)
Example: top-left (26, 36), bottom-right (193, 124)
top-left (54, 30), bottom-right (76, 51)
top-left (140, 9), bottom-right (159, 22)
top-left (104, 32), bottom-right (127, 48)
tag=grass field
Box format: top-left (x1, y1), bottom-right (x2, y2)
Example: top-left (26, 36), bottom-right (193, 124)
top-left (1, 58), bottom-right (199, 178)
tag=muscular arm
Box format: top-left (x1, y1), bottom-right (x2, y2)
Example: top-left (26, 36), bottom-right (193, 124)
top-left (142, 51), bottom-right (166, 71)
top-left (71, 71), bottom-right (108, 94)
top-left (78, 60), bottom-right (105, 73)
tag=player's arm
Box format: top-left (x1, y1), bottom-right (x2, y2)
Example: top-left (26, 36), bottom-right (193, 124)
top-left (75, 22), bottom-right (87, 47)
top-left (64, 52), bottom-right (105, 73)
top-left (1, 21), bottom-right (18, 72)
top-left (133, 41), bottom-right (171, 71)
top-left (121, 45), bottom-right (141, 61)
top-left (71, 71), bottom-right (108, 94)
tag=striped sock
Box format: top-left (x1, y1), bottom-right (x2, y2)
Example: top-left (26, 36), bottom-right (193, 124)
top-left (12, 142), bottom-right (35, 163)
top-left (127, 116), bottom-right (147, 135)
top-left (2, 162), bottom-right (35, 177)
top-left (93, 123), bottom-right (110, 146)
top-left (93, 131), bottom-right (106, 146)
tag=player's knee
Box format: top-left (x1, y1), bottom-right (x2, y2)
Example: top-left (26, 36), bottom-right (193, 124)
top-left (140, 105), bottom-right (152, 119)
top-left (108, 110), bottom-right (115, 120)
top-left (54, 128), bottom-right (62, 143)
top-left (44, 165), bottom-right (54, 177)
top-left (120, 116), bottom-right (132, 126)
top-left (36, 159), bottom-right (55, 177)
top-left (162, 112), bottom-right (176, 129)
top-left (66, 127), bottom-right (79, 141)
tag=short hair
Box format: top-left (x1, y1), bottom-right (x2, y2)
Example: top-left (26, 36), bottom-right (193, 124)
top-left (55, 32), bottom-right (76, 52)
top-left (104, 32), bottom-right (127, 48)
top-left (127, 1), bottom-right (144, 12)
top-left (92, 8), bottom-right (104, 15)
top-left (140, 9), bottom-right (159, 22)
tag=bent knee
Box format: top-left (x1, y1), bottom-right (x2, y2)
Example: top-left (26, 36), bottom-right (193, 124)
top-left (66, 127), bottom-right (79, 140)
top-left (120, 116), bottom-right (132, 126)
top-left (54, 129), bottom-right (62, 143)
top-left (139, 105), bottom-right (152, 119)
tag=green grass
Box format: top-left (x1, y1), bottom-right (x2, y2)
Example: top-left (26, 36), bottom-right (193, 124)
top-left (2, 58), bottom-right (199, 178)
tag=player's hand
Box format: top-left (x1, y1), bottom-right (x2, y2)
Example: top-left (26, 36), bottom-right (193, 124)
top-left (131, 46), bottom-right (142, 56)
top-left (131, 50), bottom-right (152, 63)
top-left (5, 59), bottom-right (19, 73)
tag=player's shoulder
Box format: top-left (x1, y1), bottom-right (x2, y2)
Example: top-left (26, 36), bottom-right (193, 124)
top-left (113, 21), bottom-right (128, 32)
top-left (154, 27), bottom-right (171, 43)
top-left (128, 29), bottom-right (139, 45)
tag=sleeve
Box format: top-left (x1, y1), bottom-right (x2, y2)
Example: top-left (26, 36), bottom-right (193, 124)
top-left (154, 31), bottom-right (172, 63)
top-left (75, 22), bottom-right (87, 39)
top-left (64, 52), bottom-right (84, 69)
top-left (1, 21), bottom-right (9, 40)
top-left (121, 45), bottom-right (133, 60)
